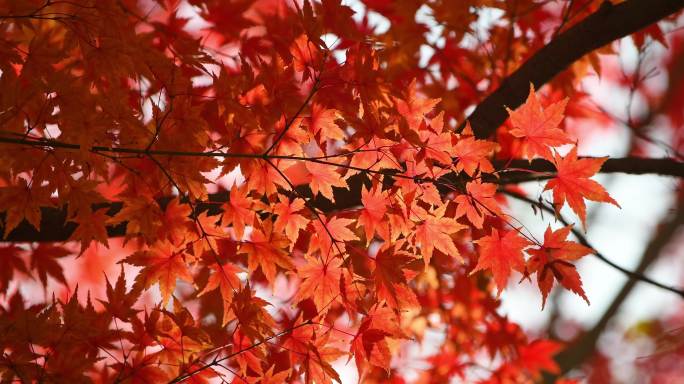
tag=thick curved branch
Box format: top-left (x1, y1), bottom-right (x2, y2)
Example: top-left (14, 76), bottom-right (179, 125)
top-left (3, 137), bottom-right (683, 177)
top-left (4, 139), bottom-right (684, 303)
top-left (0, 173), bottom-right (369, 242)
top-left (464, 0), bottom-right (684, 139)
top-left (4, 134), bottom-right (684, 184)
top-left (2, 134), bottom-right (683, 243)
top-left (1, 134), bottom-right (683, 242)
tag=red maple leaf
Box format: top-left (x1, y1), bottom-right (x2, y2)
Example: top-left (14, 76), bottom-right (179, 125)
top-left (98, 266), bottom-right (142, 321)
top-left (30, 244), bottom-right (70, 287)
top-left (516, 339), bottom-right (562, 378)
top-left (0, 179), bottom-right (52, 238)
top-left (69, 209), bottom-right (110, 253)
top-left (527, 225), bottom-right (593, 308)
top-left (373, 245), bottom-right (419, 311)
top-left (544, 146), bottom-right (620, 227)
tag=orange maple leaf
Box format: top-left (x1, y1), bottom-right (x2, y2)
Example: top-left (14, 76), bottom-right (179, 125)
top-left (63, 179), bottom-right (105, 220)
top-left (348, 137), bottom-right (401, 172)
top-left (358, 185), bottom-right (388, 244)
top-left (197, 262), bottom-right (242, 325)
top-left (273, 196), bottom-right (309, 245)
top-left (544, 146), bottom-right (620, 227)
top-left (295, 255), bottom-right (342, 314)
top-left (281, 322), bottom-right (344, 384)
top-left (247, 366), bottom-right (291, 384)
top-left (455, 181), bottom-right (503, 229)
top-left (244, 159), bottom-right (291, 197)
top-left (506, 84), bottom-right (572, 160)
top-left (412, 205), bottom-right (466, 268)
top-left (309, 103), bottom-right (345, 141)
top-left (221, 184), bottom-right (256, 239)
top-left (453, 122), bottom-right (498, 176)
top-left (239, 83), bottom-right (270, 107)
top-left (305, 161), bottom-right (348, 202)
top-left (158, 198), bottom-right (193, 245)
top-left (123, 241), bottom-right (194, 304)
top-left (309, 215), bottom-right (359, 257)
top-left (290, 34), bottom-right (319, 77)
top-left (232, 329), bottom-right (265, 376)
top-left (108, 197), bottom-right (163, 244)
top-left (240, 220), bottom-right (293, 284)
top-left (350, 306), bottom-right (404, 376)
top-left (419, 131), bottom-right (454, 165)
top-left (224, 284), bottom-right (276, 340)
top-left (472, 229), bottom-right (532, 294)
top-left (393, 79), bottom-right (441, 131)
top-left (271, 115), bottom-right (309, 156)
top-left (112, 352), bottom-right (171, 383)
top-left (351, 327), bottom-right (391, 377)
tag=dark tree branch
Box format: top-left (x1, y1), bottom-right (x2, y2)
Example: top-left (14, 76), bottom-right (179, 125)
top-left (3, 134), bottom-right (684, 183)
top-left (463, 0), bottom-right (684, 139)
top-left (496, 157), bottom-right (684, 183)
top-left (1, 139), bottom-right (683, 242)
top-left (501, 157), bottom-right (684, 177)
top-left (3, 134), bottom-right (684, 304)
top-left (3, 136), bottom-right (684, 178)
top-left (4, 139), bottom-right (684, 315)
top-left (0, 173), bottom-right (370, 243)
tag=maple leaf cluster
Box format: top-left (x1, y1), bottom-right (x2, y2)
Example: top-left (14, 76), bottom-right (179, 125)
top-left (1, 0), bottom-right (667, 383)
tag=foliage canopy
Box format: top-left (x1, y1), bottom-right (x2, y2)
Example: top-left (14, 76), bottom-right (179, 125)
top-left (1, 0), bottom-right (684, 383)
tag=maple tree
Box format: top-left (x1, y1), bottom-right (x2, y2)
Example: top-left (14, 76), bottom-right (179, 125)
top-left (1, 0), bottom-right (684, 383)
